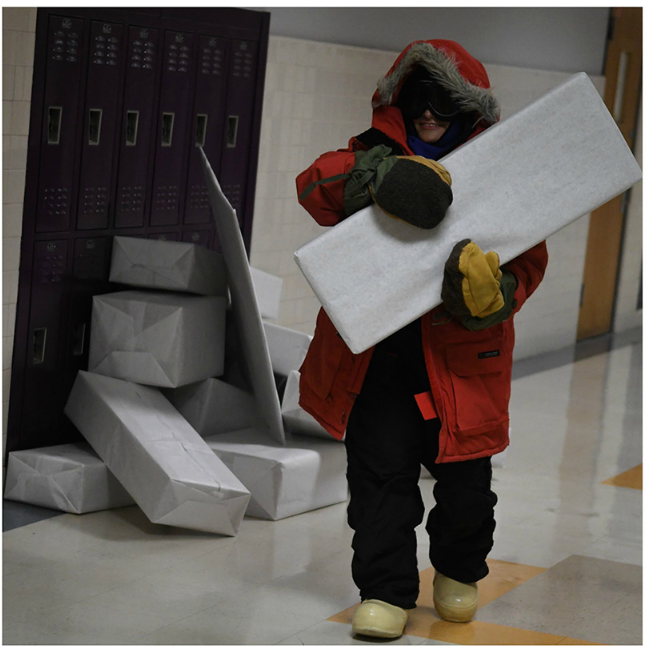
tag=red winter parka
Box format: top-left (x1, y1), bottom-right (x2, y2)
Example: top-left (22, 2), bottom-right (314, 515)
top-left (295, 40), bottom-right (548, 463)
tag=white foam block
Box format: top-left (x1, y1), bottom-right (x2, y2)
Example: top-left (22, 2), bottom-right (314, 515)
top-left (3, 442), bottom-right (134, 514)
top-left (263, 322), bottom-right (312, 377)
top-left (109, 236), bottom-right (228, 296)
top-left (200, 148), bottom-right (285, 444)
top-left (165, 378), bottom-right (261, 437)
top-left (294, 73), bottom-right (642, 354)
top-left (88, 290), bottom-right (227, 388)
top-left (281, 371), bottom-right (333, 441)
top-left (205, 428), bottom-right (347, 520)
top-left (64, 371), bottom-right (251, 535)
top-left (250, 266), bottom-right (283, 320)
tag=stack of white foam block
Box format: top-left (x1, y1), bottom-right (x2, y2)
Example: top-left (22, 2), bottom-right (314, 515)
top-left (6, 167), bottom-right (348, 530)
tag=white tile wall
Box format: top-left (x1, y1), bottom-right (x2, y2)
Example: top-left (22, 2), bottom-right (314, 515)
top-left (3, 7), bottom-right (36, 458)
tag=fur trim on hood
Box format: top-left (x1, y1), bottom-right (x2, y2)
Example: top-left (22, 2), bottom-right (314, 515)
top-left (373, 40), bottom-right (500, 125)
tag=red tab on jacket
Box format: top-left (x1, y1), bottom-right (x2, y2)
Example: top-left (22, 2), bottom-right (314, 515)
top-left (414, 391), bottom-right (438, 420)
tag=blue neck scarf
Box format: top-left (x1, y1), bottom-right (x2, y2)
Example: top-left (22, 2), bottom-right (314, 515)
top-left (407, 119), bottom-right (465, 161)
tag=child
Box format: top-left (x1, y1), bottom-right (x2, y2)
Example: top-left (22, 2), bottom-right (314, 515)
top-left (295, 40), bottom-right (548, 639)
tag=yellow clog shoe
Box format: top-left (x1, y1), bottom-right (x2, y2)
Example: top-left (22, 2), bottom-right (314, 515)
top-left (433, 572), bottom-right (478, 623)
top-left (351, 599), bottom-right (410, 638)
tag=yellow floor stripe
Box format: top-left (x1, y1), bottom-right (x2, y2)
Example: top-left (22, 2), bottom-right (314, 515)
top-left (600, 463), bottom-right (642, 489)
top-left (328, 559), bottom-right (604, 644)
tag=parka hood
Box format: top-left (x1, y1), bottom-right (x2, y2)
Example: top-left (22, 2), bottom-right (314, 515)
top-left (372, 40), bottom-right (500, 126)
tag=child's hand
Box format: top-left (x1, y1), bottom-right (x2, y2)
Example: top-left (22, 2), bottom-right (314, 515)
top-left (370, 156), bottom-right (453, 229)
top-left (441, 239), bottom-right (505, 318)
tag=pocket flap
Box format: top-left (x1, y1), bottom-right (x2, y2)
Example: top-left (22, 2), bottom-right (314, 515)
top-left (446, 343), bottom-right (507, 376)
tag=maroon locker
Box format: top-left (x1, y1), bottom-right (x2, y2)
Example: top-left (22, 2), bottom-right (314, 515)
top-left (114, 25), bottom-right (161, 229)
top-left (218, 39), bottom-right (259, 225)
top-left (149, 30), bottom-right (196, 227)
top-left (76, 20), bottom-right (124, 231)
top-left (65, 236), bottom-right (113, 370)
top-left (8, 7), bottom-right (269, 454)
top-left (35, 15), bottom-right (84, 233)
top-left (20, 240), bottom-right (71, 445)
top-left (183, 34), bottom-right (229, 225)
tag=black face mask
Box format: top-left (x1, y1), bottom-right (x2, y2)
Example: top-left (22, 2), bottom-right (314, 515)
top-left (397, 67), bottom-right (461, 122)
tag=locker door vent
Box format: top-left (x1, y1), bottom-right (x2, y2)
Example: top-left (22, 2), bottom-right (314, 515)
top-left (118, 185), bottom-right (145, 214)
top-left (188, 185), bottom-right (210, 211)
top-left (153, 185), bottom-right (180, 213)
top-left (200, 43), bottom-right (223, 76)
top-left (81, 186), bottom-right (109, 217)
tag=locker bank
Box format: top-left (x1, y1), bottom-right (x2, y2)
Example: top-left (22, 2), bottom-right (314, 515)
top-left (3, 7), bottom-right (642, 645)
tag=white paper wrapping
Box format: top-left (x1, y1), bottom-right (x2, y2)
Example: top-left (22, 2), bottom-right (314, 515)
top-left (263, 322), bottom-right (312, 377)
top-left (165, 378), bottom-right (261, 437)
top-left (281, 371), bottom-right (333, 441)
top-left (205, 428), bottom-right (347, 520)
top-left (200, 148), bottom-right (285, 444)
top-left (3, 442), bottom-right (135, 514)
top-left (64, 371), bottom-right (251, 535)
top-left (109, 236), bottom-right (228, 296)
top-left (250, 266), bottom-right (283, 320)
top-left (294, 73), bottom-right (643, 354)
top-left (88, 290), bottom-right (227, 388)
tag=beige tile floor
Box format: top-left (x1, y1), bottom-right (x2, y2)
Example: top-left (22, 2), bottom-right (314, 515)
top-left (3, 336), bottom-right (642, 645)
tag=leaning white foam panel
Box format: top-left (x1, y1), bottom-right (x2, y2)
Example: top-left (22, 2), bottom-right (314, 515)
top-left (200, 147), bottom-right (285, 444)
top-left (64, 371), bottom-right (251, 535)
top-left (294, 73), bottom-right (642, 354)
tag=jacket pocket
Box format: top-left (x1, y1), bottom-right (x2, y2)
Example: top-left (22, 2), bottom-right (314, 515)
top-left (445, 340), bottom-right (512, 434)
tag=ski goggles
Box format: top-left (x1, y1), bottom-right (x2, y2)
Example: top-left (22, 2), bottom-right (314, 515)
top-left (397, 68), bottom-right (462, 121)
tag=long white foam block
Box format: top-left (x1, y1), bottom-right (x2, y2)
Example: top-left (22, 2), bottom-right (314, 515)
top-left (65, 371), bottom-right (251, 535)
top-left (204, 428), bottom-right (347, 520)
top-left (88, 290), bottom-right (227, 388)
top-left (294, 73), bottom-right (642, 354)
top-left (4, 442), bottom-right (134, 514)
top-left (263, 322), bottom-right (312, 377)
top-left (281, 370), bottom-right (334, 441)
top-left (109, 236), bottom-right (228, 296)
top-left (200, 148), bottom-right (285, 444)
top-left (165, 378), bottom-right (261, 437)
top-left (250, 266), bottom-right (283, 320)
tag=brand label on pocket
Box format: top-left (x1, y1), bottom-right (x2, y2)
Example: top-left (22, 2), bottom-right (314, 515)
top-left (478, 350), bottom-right (500, 359)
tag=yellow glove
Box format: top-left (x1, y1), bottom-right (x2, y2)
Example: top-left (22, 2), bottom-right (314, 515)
top-left (441, 239), bottom-right (505, 318)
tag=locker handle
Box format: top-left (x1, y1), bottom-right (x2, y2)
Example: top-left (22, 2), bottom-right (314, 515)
top-left (161, 112), bottom-right (175, 147)
top-left (47, 107), bottom-right (62, 145)
top-left (88, 109), bottom-right (103, 146)
top-left (32, 328), bottom-right (47, 364)
top-left (72, 322), bottom-right (86, 356)
top-left (195, 114), bottom-right (208, 147)
top-left (227, 115), bottom-right (239, 148)
top-left (125, 110), bottom-right (139, 146)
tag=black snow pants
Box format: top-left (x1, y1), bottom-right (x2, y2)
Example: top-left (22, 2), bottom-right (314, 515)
top-left (344, 323), bottom-right (498, 609)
